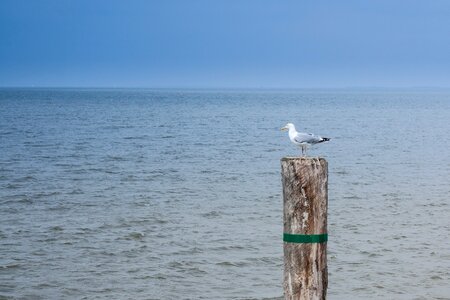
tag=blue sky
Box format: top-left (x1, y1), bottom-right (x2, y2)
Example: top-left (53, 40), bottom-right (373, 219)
top-left (1, 0), bottom-right (449, 88)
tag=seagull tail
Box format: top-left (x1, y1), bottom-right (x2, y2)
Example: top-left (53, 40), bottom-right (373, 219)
top-left (320, 137), bottom-right (331, 143)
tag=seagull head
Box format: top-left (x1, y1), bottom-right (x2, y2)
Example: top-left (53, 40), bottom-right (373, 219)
top-left (281, 123), bottom-right (295, 131)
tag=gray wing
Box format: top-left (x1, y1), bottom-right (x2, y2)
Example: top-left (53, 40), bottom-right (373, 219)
top-left (294, 132), bottom-right (324, 144)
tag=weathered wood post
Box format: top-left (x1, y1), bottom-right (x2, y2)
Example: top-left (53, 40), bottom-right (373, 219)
top-left (281, 157), bottom-right (328, 300)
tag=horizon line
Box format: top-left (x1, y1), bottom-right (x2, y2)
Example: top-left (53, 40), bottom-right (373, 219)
top-left (1, 85), bottom-right (450, 90)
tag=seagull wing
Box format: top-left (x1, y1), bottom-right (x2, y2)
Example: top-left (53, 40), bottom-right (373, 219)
top-left (294, 132), bottom-right (324, 144)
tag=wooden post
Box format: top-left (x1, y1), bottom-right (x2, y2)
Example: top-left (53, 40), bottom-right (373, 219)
top-left (281, 157), bottom-right (328, 300)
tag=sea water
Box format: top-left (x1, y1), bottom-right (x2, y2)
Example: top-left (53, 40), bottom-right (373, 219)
top-left (1, 88), bottom-right (449, 299)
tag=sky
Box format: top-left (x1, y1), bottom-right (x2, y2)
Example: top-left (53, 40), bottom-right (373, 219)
top-left (1, 0), bottom-right (449, 88)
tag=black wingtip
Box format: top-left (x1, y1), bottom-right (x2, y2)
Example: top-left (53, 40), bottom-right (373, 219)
top-left (322, 137), bottom-right (331, 142)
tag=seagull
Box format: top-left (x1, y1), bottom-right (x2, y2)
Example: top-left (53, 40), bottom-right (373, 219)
top-left (281, 123), bottom-right (330, 156)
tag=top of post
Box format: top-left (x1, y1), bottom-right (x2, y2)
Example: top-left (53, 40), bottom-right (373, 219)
top-left (281, 157), bottom-right (327, 163)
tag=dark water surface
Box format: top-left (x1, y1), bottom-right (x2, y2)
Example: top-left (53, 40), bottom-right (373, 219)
top-left (1, 88), bottom-right (449, 299)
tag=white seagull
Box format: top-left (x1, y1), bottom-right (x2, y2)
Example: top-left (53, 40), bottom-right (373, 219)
top-left (281, 123), bottom-right (330, 156)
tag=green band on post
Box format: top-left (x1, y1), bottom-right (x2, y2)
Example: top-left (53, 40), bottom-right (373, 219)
top-left (283, 233), bottom-right (328, 243)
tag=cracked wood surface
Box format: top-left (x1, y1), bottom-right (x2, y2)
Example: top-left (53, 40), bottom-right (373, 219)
top-left (281, 157), bottom-right (328, 300)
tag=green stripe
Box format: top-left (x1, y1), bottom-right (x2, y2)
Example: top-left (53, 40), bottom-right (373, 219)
top-left (283, 233), bottom-right (328, 243)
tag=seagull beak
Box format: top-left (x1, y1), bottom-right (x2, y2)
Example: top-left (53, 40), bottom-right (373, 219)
top-left (280, 126), bottom-right (288, 131)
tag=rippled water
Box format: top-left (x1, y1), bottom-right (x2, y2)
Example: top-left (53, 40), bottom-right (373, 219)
top-left (1, 88), bottom-right (450, 299)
